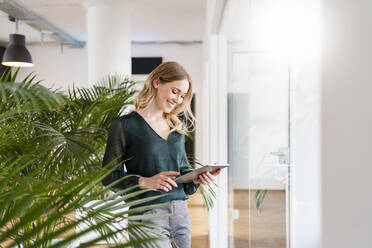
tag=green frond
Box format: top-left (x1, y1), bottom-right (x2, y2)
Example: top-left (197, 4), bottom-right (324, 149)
top-left (0, 67), bottom-right (13, 82)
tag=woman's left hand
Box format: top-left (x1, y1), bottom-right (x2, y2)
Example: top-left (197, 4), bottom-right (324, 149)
top-left (193, 168), bottom-right (222, 185)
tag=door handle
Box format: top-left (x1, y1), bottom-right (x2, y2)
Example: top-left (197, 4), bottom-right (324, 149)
top-left (270, 147), bottom-right (290, 165)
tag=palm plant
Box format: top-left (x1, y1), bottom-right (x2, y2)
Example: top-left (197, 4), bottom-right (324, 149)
top-left (0, 70), bottom-right (173, 247)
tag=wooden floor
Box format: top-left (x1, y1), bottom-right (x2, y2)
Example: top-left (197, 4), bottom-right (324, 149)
top-left (188, 191), bottom-right (210, 248)
top-left (231, 189), bottom-right (286, 248)
top-left (188, 189), bottom-right (286, 248)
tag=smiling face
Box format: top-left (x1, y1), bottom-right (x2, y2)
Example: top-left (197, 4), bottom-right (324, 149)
top-left (153, 78), bottom-right (190, 113)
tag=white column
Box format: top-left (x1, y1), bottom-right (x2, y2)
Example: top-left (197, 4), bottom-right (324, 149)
top-left (207, 34), bottom-right (228, 248)
top-left (84, 0), bottom-right (133, 83)
top-left (203, 1), bottom-right (228, 247)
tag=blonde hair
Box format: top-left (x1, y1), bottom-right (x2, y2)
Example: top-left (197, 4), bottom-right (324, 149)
top-left (134, 61), bottom-right (195, 133)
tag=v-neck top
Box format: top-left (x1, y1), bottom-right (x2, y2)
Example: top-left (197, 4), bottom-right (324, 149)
top-left (102, 111), bottom-right (199, 208)
top-left (135, 111), bottom-right (171, 141)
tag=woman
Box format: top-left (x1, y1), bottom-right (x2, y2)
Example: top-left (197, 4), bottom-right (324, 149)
top-left (102, 61), bottom-right (221, 248)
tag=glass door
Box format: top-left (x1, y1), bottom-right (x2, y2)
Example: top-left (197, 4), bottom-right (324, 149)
top-left (227, 44), bottom-right (292, 248)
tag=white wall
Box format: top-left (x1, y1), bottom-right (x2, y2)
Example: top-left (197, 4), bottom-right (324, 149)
top-left (17, 45), bottom-right (88, 93)
top-left (17, 43), bottom-right (203, 92)
top-left (322, 0), bottom-right (372, 247)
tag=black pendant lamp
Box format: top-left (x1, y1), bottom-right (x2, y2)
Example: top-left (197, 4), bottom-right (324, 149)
top-left (2, 33), bottom-right (33, 67)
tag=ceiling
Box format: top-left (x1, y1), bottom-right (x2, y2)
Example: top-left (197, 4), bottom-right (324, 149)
top-left (0, 0), bottom-right (206, 46)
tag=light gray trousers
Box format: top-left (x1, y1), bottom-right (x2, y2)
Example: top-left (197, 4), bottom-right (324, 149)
top-left (131, 200), bottom-right (191, 248)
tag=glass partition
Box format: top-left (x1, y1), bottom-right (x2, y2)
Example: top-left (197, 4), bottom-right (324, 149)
top-left (227, 49), bottom-right (292, 248)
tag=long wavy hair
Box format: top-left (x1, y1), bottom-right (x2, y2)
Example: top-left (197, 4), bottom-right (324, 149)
top-left (134, 61), bottom-right (195, 133)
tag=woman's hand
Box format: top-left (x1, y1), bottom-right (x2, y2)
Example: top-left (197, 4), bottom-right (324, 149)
top-left (139, 171), bottom-right (180, 192)
top-left (193, 168), bottom-right (222, 185)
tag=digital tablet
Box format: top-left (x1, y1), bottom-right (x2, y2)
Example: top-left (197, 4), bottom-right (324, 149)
top-left (175, 163), bottom-right (230, 183)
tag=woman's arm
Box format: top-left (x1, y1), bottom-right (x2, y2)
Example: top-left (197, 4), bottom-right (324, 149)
top-left (102, 117), bottom-right (139, 191)
top-left (138, 171), bottom-right (179, 192)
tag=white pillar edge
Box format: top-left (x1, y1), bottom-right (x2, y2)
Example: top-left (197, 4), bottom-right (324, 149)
top-left (208, 34), bottom-right (228, 248)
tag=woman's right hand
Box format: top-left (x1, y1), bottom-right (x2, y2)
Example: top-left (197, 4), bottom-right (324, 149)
top-left (139, 171), bottom-right (180, 192)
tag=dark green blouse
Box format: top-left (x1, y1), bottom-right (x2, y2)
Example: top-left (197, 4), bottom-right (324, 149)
top-left (102, 111), bottom-right (199, 207)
